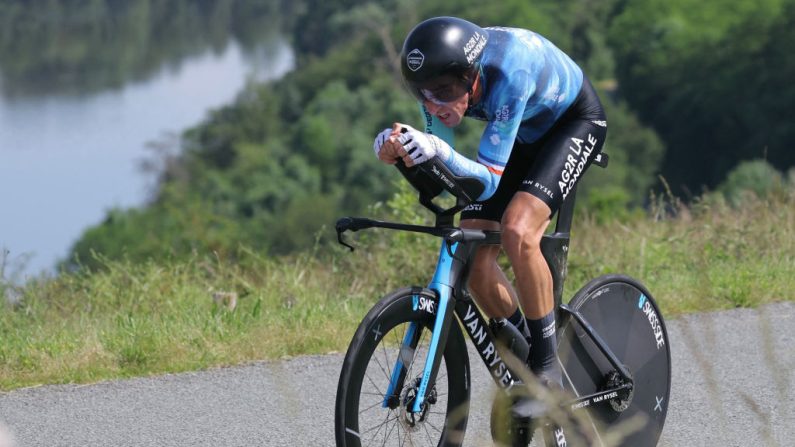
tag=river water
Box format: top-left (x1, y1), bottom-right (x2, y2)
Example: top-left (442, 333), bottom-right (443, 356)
top-left (0, 39), bottom-right (293, 280)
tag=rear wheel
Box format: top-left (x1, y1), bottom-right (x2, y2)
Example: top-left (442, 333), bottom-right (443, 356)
top-left (558, 275), bottom-right (671, 447)
top-left (335, 288), bottom-right (471, 446)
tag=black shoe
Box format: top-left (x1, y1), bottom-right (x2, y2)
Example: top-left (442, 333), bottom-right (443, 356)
top-left (509, 371), bottom-right (566, 444)
top-left (509, 375), bottom-right (563, 418)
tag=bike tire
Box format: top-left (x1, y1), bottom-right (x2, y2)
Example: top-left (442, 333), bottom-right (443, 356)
top-left (335, 287), bottom-right (471, 447)
top-left (558, 274), bottom-right (671, 447)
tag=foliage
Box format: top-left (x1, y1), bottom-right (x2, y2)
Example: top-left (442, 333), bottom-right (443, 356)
top-left (578, 96), bottom-right (666, 211)
top-left (716, 159), bottom-right (789, 206)
top-left (57, 0), bottom-right (662, 266)
top-left (567, 179), bottom-right (795, 313)
top-left (3, 0), bottom-right (776, 269)
top-left (609, 0), bottom-right (795, 194)
top-left (4, 0), bottom-right (794, 395)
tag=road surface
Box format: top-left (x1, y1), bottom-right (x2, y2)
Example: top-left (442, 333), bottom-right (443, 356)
top-left (0, 302), bottom-right (792, 446)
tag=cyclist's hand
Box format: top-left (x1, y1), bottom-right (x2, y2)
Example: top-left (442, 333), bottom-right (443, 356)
top-left (373, 127), bottom-right (391, 158)
top-left (397, 125), bottom-right (448, 166)
top-left (373, 127), bottom-right (402, 165)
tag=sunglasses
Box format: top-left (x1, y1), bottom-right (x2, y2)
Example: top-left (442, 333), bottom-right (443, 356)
top-left (408, 79), bottom-right (470, 105)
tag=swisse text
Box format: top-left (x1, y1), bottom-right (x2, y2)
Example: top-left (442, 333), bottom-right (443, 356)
top-left (640, 297), bottom-right (665, 349)
top-left (462, 304), bottom-right (514, 387)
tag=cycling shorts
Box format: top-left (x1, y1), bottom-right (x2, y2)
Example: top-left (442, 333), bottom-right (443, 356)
top-left (461, 77), bottom-right (607, 222)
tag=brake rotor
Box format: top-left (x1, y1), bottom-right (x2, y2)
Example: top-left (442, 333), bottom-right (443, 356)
top-left (603, 370), bottom-right (634, 413)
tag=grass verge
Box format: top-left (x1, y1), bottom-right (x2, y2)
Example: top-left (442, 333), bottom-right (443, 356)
top-left (1, 184), bottom-right (793, 391)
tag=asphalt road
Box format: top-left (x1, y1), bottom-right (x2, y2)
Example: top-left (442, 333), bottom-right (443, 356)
top-left (0, 302), bottom-right (793, 446)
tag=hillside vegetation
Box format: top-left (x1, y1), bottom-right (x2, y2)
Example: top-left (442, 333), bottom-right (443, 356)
top-left (53, 0), bottom-right (795, 268)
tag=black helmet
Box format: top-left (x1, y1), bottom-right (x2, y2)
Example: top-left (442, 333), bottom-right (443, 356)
top-left (400, 17), bottom-right (488, 104)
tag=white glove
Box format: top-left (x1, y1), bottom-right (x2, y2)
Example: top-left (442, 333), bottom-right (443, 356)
top-left (397, 125), bottom-right (450, 164)
top-left (373, 128), bottom-right (393, 158)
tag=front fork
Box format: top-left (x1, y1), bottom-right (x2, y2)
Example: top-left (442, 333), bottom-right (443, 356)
top-left (383, 239), bottom-right (460, 414)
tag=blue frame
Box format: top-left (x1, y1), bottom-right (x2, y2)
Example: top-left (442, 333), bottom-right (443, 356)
top-left (379, 239), bottom-right (458, 413)
top-left (412, 240), bottom-right (457, 413)
top-left (382, 320), bottom-right (418, 407)
top-left (380, 239), bottom-right (459, 413)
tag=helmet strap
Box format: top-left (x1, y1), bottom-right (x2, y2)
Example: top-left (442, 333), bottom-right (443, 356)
top-left (467, 68), bottom-right (483, 108)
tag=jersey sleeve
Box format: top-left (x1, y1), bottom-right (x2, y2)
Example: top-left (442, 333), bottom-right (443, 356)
top-left (420, 104), bottom-right (497, 201)
top-left (437, 68), bottom-right (536, 201)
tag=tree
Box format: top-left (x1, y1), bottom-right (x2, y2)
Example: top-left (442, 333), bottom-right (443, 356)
top-left (609, 0), bottom-right (795, 195)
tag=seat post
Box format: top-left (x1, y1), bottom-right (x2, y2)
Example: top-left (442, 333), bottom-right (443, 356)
top-left (554, 186), bottom-right (577, 234)
top-left (541, 185), bottom-right (578, 309)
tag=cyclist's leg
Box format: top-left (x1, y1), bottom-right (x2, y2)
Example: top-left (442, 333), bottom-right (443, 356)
top-left (499, 81), bottom-right (607, 447)
top-left (501, 195), bottom-right (554, 319)
top-left (460, 218), bottom-right (517, 319)
top-left (460, 147), bottom-right (531, 322)
top-left (501, 193), bottom-right (560, 385)
top-left (510, 76), bottom-right (606, 381)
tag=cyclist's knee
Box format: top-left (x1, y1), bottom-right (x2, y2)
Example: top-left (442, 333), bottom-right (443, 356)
top-left (501, 220), bottom-right (544, 258)
top-left (501, 194), bottom-right (549, 256)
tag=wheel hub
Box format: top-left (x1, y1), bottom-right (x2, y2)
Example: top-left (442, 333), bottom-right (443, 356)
top-left (399, 377), bottom-right (436, 430)
top-left (603, 370), bottom-right (634, 412)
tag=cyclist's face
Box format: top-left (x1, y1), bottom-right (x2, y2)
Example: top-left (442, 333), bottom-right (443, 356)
top-left (423, 94), bottom-right (468, 127)
top-left (415, 75), bottom-right (472, 127)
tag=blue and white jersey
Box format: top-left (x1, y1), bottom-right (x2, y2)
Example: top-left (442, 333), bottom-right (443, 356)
top-left (423, 27), bottom-right (583, 201)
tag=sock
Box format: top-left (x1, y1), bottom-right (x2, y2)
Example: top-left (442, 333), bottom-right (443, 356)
top-left (526, 310), bottom-right (562, 387)
top-left (507, 308), bottom-right (529, 338)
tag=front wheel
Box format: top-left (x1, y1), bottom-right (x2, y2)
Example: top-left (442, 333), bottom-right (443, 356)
top-left (557, 275), bottom-right (671, 447)
top-left (335, 287), bottom-right (471, 447)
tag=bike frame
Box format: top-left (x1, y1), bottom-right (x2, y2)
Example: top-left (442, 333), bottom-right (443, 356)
top-left (336, 153), bottom-right (629, 415)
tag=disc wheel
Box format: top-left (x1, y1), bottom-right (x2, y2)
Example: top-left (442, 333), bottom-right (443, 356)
top-left (557, 275), bottom-right (671, 447)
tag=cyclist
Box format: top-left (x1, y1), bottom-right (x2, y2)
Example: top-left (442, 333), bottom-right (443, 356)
top-left (373, 17), bottom-right (607, 389)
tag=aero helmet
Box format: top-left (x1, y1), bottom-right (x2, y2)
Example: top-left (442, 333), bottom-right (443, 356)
top-left (400, 17), bottom-right (488, 104)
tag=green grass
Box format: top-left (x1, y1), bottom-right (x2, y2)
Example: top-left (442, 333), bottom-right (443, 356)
top-left (566, 189), bottom-right (795, 313)
top-left (0, 249), bottom-right (390, 389)
top-left (1, 185), bottom-right (793, 391)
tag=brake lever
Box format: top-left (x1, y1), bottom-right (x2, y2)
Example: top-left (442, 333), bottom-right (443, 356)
top-left (335, 217), bottom-right (356, 252)
top-left (337, 232), bottom-right (355, 252)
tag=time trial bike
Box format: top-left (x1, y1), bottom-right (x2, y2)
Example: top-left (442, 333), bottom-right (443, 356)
top-left (334, 154), bottom-right (671, 446)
